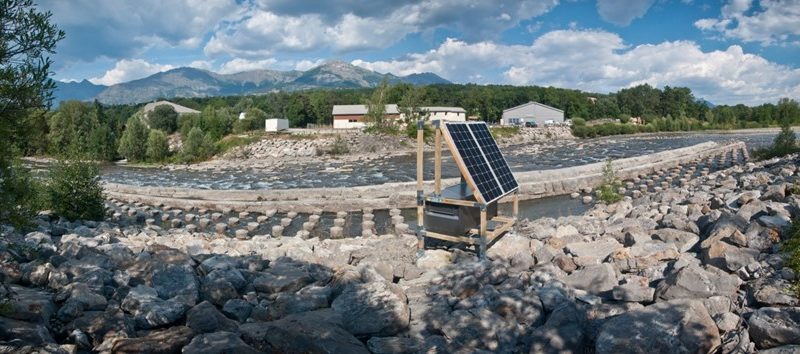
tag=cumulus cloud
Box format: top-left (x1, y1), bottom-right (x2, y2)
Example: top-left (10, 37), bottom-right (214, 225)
top-left (217, 58), bottom-right (279, 74)
top-left (39, 0), bottom-right (240, 63)
top-left (695, 0), bottom-right (800, 46)
top-left (352, 30), bottom-right (800, 105)
top-left (204, 0), bottom-right (558, 57)
top-left (596, 0), bottom-right (656, 26)
top-left (89, 59), bottom-right (174, 85)
top-left (294, 59), bottom-right (325, 71)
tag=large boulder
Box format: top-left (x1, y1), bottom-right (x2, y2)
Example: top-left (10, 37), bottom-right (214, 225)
top-left (182, 331), bottom-right (261, 354)
top-left (186, 301), bottom-right (239, 334)
top-left (1, 285), bottom-right (56, 323)
top-left (268, 286), bottom-right (331, 320)
top-left (749, 307), bottom-right (800, 349)
top-left (442, 308), bottom-right (518, 353)
top-left (252, 264), bottom-right (313, 294)
top-left (111, 326), bottom-right (193, 354)
top-left (331, 281), bottom-right (410, 336)
top-left (0, 316), bottom-right (55, 346)
top-left (487, 233), bottom-right (534, 272)
top-left (595, 299), bottom-right (720, 354)
top-left (240, 309), bottom-right (370, 353)
top-left (565, 238), bottom-right (623, 260)
top-left (152, 264), bottom-right (199, 306)
top-left (655, 265), bottom-right (741, 301)
top-left (563, 263), bottom-right (618, 295)
top-left (120, 285), bottom-right (189, 329)
top-left (652, 228), bottom-right (699, 253)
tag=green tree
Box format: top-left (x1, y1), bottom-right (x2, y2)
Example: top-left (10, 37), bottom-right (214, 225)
top-left (181, 127), bottom-right (216, 163)
top-left (285, 94), bottom-right (312, 128)
top-left (118, 114), bottom-right (149, 162)
top-left (148, 104), bottom-right (179, 133)
top-left (0, 0), bottom-right (64, 227)
top-left (145, 129), bottom-right (170, 162)
top-left (46, 159), bottom-right (104, 221)
top-left (233, 107), bottom-right (267, 133)
top-left (777, 98), bottom-right (800, 124)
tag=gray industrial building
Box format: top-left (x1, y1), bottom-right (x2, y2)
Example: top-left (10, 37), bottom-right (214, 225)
top-left (500, 101), bottom-right (564, 126)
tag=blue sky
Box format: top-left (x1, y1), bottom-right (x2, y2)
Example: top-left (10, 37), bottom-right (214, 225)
top-left (39, 0), bottom-right (800, 105)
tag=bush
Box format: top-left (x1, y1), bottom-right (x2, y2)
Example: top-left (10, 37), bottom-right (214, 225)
top-left (145, 130), bottom-right (170, 162)
top-left (118, 115), bottom-right (149, 162)
top-left (572, 118), bottom-right (586, 126)
top-left (404, 121), bottom-right (434, 141)
top-left (180, 127), bottom-right (217, 163)
top-left (318, 136), bottom-right (350, 156)
top-left (148, 104), bottom-right (179, 133)
top-left (233, 108), bottom-right (267, 134)
top-left (216, 134), bottom-right (262, 154)
top-left (783, 218), bottom-right (800, 295)
top-left (754, 122), bottom-right (799, 159)
top-left (0, 158), bottom-right (47, 229)
top-left (596, 159), bottom-right (622, 204)
top-left (489, 126), bottom-right (520, 139)
top-left (46, 159), bottom-right (104, 221)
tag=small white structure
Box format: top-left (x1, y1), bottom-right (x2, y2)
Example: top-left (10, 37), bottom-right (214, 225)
top-left (332, 104), bottom-right (401, 129)
top-left (421, 106), bottom-right (466, 122)
top-left (501, 101), bottom-right (564, 126)
top-left (265, 118), bottom-right (289, 132)
top-left (239, 112), bottom-right (246, 120)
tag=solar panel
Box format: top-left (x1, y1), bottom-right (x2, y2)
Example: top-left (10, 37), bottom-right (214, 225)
top-left (443, 122), bottom-right (518, 204)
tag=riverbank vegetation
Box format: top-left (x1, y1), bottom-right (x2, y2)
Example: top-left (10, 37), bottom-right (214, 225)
top-left (753, 122), bottom-right (800, 160)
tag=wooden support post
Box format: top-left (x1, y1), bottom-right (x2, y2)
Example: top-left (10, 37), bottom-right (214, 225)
top-left (479, 206), bottom-right (487, 259)
top-left (512, 191), bottom-right (519, 233)
top-left (434, 121), bottom-right (442, 195)
top-left (416, 120), bottom-right (425, 252)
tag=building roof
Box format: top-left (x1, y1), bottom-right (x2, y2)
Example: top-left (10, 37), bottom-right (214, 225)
top-left (421, 106), bottom-right (466, 113)
top-left (332, 104), bottom-right (399, 115)
top-left (502, 101), bottom-right (563, 114)
top-left (143, 100), bottom-right (200, 115)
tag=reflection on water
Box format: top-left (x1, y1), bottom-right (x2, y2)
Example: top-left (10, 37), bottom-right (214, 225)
top-left (61, 131), bottom-right (789, 190)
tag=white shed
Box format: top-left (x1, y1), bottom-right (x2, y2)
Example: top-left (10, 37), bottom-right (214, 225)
top-left (421, 106), bottom-right (467, 122)
top-left (265, 118), bottom-right (289, 132)
top-left (501, 101), bottom-right (564, 126)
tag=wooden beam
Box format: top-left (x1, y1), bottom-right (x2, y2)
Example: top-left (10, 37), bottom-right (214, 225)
top-left (416, 122), bottom-right (424, 252)
top-left (425, 231), bottom-right (477, 245)
top-left (512, 192), bottom-right (519, 220)
top-left (479, 208), bottom-right (487, 258)
top-left (434, 123), bottom-right (442, 195)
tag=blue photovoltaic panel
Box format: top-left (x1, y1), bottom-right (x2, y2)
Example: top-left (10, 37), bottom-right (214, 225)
top-left (444, 122), bottom-right (518, 203)
top-left (446, 123), bottom-right (504, 203)
top-left (467, 123), bottom-right (519, 194)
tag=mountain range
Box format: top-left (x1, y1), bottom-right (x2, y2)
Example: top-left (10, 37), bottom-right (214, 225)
top-left (54, 61), bottom-right (450, 105)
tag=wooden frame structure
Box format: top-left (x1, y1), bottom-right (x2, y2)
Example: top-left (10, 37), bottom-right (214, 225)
top-left (416, 120), bottom-right (519, 258)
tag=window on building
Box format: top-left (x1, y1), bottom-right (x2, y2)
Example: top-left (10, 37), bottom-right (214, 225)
top-left (348, 119), bottom-right (357, 123)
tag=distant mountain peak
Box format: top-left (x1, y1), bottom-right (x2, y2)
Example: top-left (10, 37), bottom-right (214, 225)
top-left (55, 63), bottom-right (451, 105)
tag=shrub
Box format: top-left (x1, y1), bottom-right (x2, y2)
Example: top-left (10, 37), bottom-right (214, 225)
top-left (46, 159), bottom-right (104, 221)
top-left (572, 118), bottom-right (586, 126)
top-left (489, 126), bottom-right (520, 139)
top-left (0, 158), bottom-right (47, 229)
top-left (148, 104), bottom-right (178, 133)
top-left (180, 127), bottom-right (217, 163)
top-left (319, 136), bottom-right (350, 156)
top-left (145, 130), bottom-right (170, 162)
top-left (596, 159), bottom-right (623, 204)
top-left (404, 121), bottom-right (434, 141)
top-left (754, 122), bottom-right (799, 159)
top-left (783, 218), bottom-right (800, 296)
top-left (118, 115), bottom-right (149, 162)
top-left (216, 134), bottom-right (262, 154)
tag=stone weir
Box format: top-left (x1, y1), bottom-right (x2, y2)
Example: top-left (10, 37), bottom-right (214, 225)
top-left (104, 141), bottom-right (748, 214)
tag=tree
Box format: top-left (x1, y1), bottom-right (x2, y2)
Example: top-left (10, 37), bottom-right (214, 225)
top-left (46, 159), bottom-right (105, 221)
top-left (180, 127), bottom-right (216, 163)
top-left (118, 115), bottom-right (150, 162)
top-left (777, 98), bottom-right (800, 125)
top-left (365, 77), bottom-right (391, 130)
top-left (148, 104), bottom-right (179, 133)
top-left (0, 0), bottom-right (64, 227)
top-left (146, 130), bottom-right (170, 162)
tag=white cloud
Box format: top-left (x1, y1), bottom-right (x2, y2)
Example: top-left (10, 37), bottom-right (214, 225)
top-left (596, 0), bottom-right (656, 26)
top-left (695, 0), bottom-right (800, 46)
top-left (352, 30), bottom-right (800, 105)
top-left (40, 0), bottom-right (241, 63)
top-left (188, 60), bottom-right (214, 71)
top-left (89, 59), bottom-right (174, 85)
top-left (294, 59), bottom-right (325, 71)
top-left (217, 58), bottom-right (279, 74)
top-left (204, 0), bottom-right (559, 57)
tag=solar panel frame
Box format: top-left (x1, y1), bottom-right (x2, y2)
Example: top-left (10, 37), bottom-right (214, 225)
top-left (441, 121), bottom-right (519, 205)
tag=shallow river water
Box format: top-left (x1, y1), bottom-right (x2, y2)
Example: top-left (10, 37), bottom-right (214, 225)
top-left (96, 131), bottom-right (780, 190)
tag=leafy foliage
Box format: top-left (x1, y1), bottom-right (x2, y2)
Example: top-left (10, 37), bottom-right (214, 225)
top-left (754, 122), bottom-right (799, 160)
top-left (180, 127), bottom-right (217, 163)
top-left (118, 114), bottom-right (149, 162)
top-left (145, 129), bottom-right (170, 162)
top-left (783, 218), bottom-right (800, 296)
top-left (596, 160), bottom-right (623, 204)
top-left (46, 159), bottom-right (104, 221)
top-left (489, 126), bottom-right (520, 140)
top-left (0, 157), bottom-right (47, 229)
top-left (148, 104), bottom-right (179, 133)
top-left (233, 107), bottom-right (267, 133)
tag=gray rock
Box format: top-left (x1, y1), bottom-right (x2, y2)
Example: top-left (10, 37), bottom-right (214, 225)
top-left (442, 308), bottom-right (518, 353)
top-left (0, 316), bottom-right (55, 346)
top-left (528, 302), bottom-right (587, 354)
top-left (749, 307), bottom-right (800, 349)
top-left (755, 286), bottom-right (800, 306)
top-left (111, 325), bottom-right (193, 354)
top-left (200, 278), bottom-right (239, 306)
top-left (186, 301), bottom-right (239, 334)
top-left (152, 264), bottom-right (199, 306)
top-left (68, 283), bottom-right (107, 310)
top-left (762, 183), bottom-right (787, 202)
top-left (652, 228), bottom-right (699, 253)
top-left (367, 336), bottom-right (420, 354)
top-left (332, 281), bottom-right (409, 336)
top-left (183, 331), bottom-right (261, 354)
top-left (612, 283), bottom-right (655, 303)
top-left (416, 249), bottom-right (452, 270)
top-left (759, 214), bottom-right (792, 229)
top-left (268, 286), bottom-right (330, 320)
top-left (656, 265), bottom-right (742, 301)
top-left (252, 264), bottom-right (313, 294)
top-left (596, 299), bottom-right (721, 354)
top-left (222, 298), bottom-right (253, 323)
top-left (565, 238), bottom-right (623, 260)
top-left (1, 285), bottom-right (56, 323)
top-left (240, 309), bottom-right (369, 354)
top-left (702, 237), bottom-right (760, 272)
top-left (714, 312), bottom-right (740, 332)
top-left (760, 345), bottom-right (800, 354)
top-left (487, 233), bottom-right (534, 271)
top-left (120, 285), bottom-right (189, 329)
top-left (206, 268), bottom-right (247, 291)
top-left (563, 263), bottom-right (618, 295)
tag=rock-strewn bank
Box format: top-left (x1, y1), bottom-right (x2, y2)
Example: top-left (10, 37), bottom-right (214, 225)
top-left (2, 153), bottom-right (800, 353)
